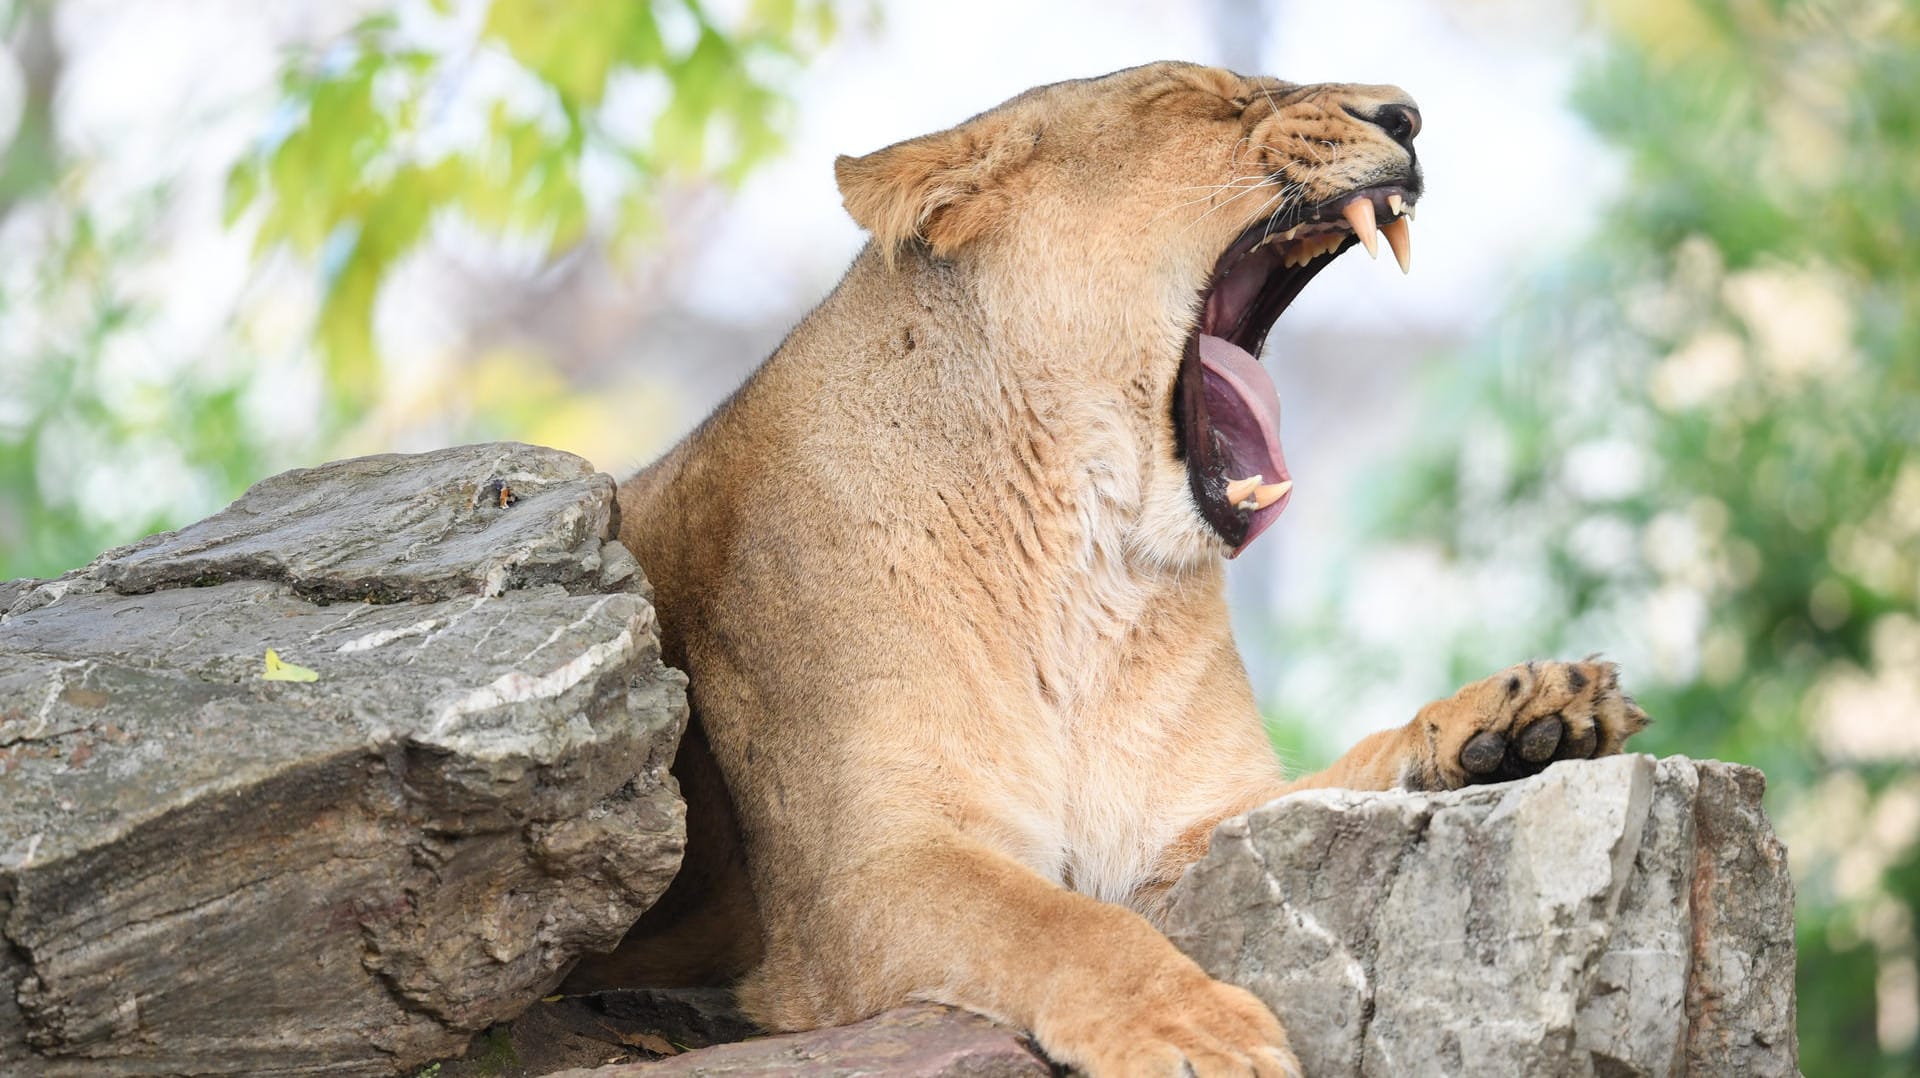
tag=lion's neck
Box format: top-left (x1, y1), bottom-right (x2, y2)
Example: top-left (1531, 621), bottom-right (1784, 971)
top-left (631, 245), bottom-right (1229, 713)
top-left (856, 249), bottom-right (1230, 711)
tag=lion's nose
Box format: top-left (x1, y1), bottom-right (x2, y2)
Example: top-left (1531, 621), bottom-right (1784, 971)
top-left (1367, 103), bottom-right (1421, 153)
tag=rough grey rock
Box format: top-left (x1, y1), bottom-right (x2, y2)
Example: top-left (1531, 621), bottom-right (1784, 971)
top-left (1164, 755), bottom-right (1798, 1078)
top-left (0, 443), bottom-right (688, 1076)
top-left (543, 1004), bottom-right (1050, 1078)
top-left (432, 989), bottom-right (763, 1076)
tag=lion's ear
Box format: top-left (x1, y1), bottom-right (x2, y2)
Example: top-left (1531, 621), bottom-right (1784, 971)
top-left (835, 116), bottom-right (1033, 264)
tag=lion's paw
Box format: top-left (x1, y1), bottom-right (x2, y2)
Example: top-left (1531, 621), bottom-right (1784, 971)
top-left (1406, 658), bottom-right (1649, 791)
top-left (1041, 972), bottom-right (1300, 1078)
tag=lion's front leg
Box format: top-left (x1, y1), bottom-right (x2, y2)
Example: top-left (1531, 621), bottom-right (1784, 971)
top-left (1294, 659), bottom-right (1650, 793)
top-left (742, 833), bottom-right (1303, 1078)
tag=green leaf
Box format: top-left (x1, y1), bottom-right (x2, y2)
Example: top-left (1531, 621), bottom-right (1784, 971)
top-left (262, 649), bottom-right (320, 683)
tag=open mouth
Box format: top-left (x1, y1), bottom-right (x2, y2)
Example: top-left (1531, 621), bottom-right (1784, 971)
top-left (1176, 181), bottom-right (1419, 556)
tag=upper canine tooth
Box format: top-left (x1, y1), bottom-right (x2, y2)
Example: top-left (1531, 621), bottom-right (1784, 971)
top-left (1224, 475), bottom-right (1262, 505)
top-left (1252, 479), bottom-right (1293, 509)
top-left (1387, 193), bottom-right (1404, 217)
top-left (1382, 215), bottom-right (1412, 274)
top-left (1342, 198), bottom-right (1379, 258)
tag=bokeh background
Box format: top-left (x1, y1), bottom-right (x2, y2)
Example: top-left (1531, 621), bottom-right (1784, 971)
top-left (1, 0), bottom-right (1914, 1070)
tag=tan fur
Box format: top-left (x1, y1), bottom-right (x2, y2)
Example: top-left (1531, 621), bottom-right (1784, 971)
top-left (573, 62), bottom-right (1647, 1077)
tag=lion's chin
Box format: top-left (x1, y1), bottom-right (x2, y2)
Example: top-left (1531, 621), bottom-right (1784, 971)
top-left (1176, 182), bottom-right (1419, 557)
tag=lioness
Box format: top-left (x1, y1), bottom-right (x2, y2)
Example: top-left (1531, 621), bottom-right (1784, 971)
top-left (575, 62), bottom-right (1648, 1076)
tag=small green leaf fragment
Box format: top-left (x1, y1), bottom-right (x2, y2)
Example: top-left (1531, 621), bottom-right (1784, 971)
top-left (263, 649), bottom-right (320, 683)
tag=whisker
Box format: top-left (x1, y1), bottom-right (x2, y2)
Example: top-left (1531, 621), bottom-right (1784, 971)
top-left (1163, 175), bottom-right (1277, 193)
top-left (1175, 178), bottom-right (1278, 237)
top-left (1136, 177), bottom-right (1279, 233)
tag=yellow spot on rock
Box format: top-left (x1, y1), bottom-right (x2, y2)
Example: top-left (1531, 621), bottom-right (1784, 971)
top-left (262, 649), bottom-right (319, 683)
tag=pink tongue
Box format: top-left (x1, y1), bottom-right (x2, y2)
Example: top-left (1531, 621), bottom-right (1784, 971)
top-left (1198, 333), bottom-right (1292, 556)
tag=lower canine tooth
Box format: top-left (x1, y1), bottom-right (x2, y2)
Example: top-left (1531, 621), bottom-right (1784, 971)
top-left (1252, 479), bottom-right (1293, 509)
top-left (1224, 475), bottom-right (1262, 504)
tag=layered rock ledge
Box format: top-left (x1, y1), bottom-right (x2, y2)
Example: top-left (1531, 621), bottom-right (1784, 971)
top-left (1164, 754), bottom-right (1798, 1078)
top-left (0, 444), bottom-right (688, 1076)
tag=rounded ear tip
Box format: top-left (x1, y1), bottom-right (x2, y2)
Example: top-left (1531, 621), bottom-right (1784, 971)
top-left (833, 152), bottom-right (877, 204)
top-left (833, 151), bottom-right (875, 178)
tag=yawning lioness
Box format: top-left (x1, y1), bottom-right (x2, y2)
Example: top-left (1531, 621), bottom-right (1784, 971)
top-left (576, 61), bottom-right (1648, 1077)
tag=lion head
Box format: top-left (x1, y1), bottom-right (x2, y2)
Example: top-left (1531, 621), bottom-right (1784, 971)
top-left (834, 61), bottom-right (1422, 566)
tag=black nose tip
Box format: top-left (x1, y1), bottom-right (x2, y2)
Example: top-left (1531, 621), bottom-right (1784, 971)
top-left (1370, 103), bottom-right (1421, 152)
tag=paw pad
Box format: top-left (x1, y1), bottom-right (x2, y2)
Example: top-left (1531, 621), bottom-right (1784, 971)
top-left (1515, 715), bottom-right (1563, 763)
top-left (1461, 730), bottom-right (1507, 775)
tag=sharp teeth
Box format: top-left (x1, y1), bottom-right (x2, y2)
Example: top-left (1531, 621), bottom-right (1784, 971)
top-left (1282, 226), bottom-right (1299, 241)
top-left (1252, 479), bottom-right (1293, 509)
top-left (1342, 198), bottom-right (1379, 259)
top-left (1224, 475), bottom-right (1263, 505)
top-left (1387, 193), bottom-right (1404, 217)
top-left (1381, 215), bottom-right (1412, 274)
top-left (1404, 202), bottom-right (1416, 220)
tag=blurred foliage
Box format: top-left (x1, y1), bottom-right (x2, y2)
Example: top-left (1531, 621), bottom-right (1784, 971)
top-left (1333, 0), bottom-right (1918, 1071)
top-left (0, 182), bottom-right (264, 576)
top-left (0, 0), bottom-right (830, 581)
top-left (227, 0), bottom-right (831, 413)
